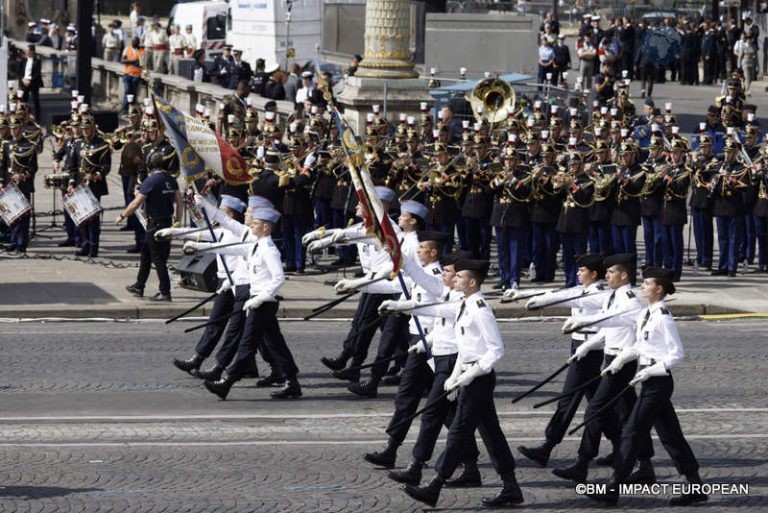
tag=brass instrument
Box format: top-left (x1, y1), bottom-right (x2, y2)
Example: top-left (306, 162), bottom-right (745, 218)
top-left (592, 164), bottom-right (618, 200)
top-left (466, 77), bottom-right (516, 124)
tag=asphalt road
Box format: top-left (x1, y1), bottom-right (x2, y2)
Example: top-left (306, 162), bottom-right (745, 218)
top-left (0, 319), bottom-right (765, 512)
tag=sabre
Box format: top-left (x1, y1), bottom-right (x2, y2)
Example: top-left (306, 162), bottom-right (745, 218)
top-left (567, 383), bottom-right (634, 435)
top-left (156, 224), bottom-right (220, 241)
top-left (511, 362), bottom-right (570, 403)
top-left (304, 291), bottom-right (359, 321)
top-left (183, 308), bottom-right (242, 333)
top-left (342, 353), bottom-right (403, 373)
top-left (527, 289), bottom-right (606, 311)
top-left (499, 288), bottom-right (552, 304)
top-left (533, 373), bottom-right (602, 408)
top-left (381, 298), bottom-right (463, 316)
top-left (165, 292), bottom-right (219, 324)
top-left (387, 387), bottom-right (456, 432)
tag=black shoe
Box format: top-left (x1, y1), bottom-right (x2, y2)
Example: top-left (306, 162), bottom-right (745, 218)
top-left (348, 377), bottom-right (379, 398)
top-left (552, 458), bottom-right (589, 483)
top-left (364, 443), bottom-right (397, 468)
top-left (402, 476), bottom-right (443, 508)
top-left (670, 491), bottom-right (708, 506)
top-left (256, 370), bottom-right (286, 388)
top-left (332, 367), bottom-right (360, 382)
top-left (203, 376), bottom-right (234, 400)
top-left (710, 270), bottom-right (727, 276)
top-left (125, 284), bottom-right (144, 297)
top-left (284, 266), bottom-right (296, 274)
top-left (191, 364), bottom-right (223, 381)
top-left (172, 353), bottom-right (203, 374)
top-left (321, 354), bottom-right (349, 371)
top-left (517, 440), bottom-right (554, 467)
top-left (126, 245), bottom-right (142, 254)
top-left (445, 462), bottom-right (482, 488)
top-left (626, 460), bottom-right (656, 484)
top-left (595, 452), bottom-right (615, 466)
top-left (728, 271), bottom-right (736, 277)
top-left (387, 460), bottom-right (423, 485)
top-left (295, 268), bottom-right (305, 274)
top-left (481, 473), bottom-right (524, 507)
top-left (74, 249), bottom-right (89, 257)
top-left (492, 282), bottom-right (504, 290)
top-left (381, 372), bottom-right (401, 386)
top-left (57, 239), bottom-right (76, 247)
top-left (148, 292), bottom-right (172, 302)
top-left (270, 378), bottom-right (302, 399)
top-left (240, 360), bottom-right (260, 379)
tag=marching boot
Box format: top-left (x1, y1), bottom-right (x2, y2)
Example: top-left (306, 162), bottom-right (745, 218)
top-left (256, 368), bottom-right (286, 387)
top-left (481, 472), bottom-right (524, 507)
top-left (320, 349), bottom-right (351, 371)
top-left (402, 475), bottom-right (444, 508)
top-left (240, 359), bottom-right (260, 379)
top-left (552, 456), bottom-right (589, 483)
top-left (445, 461), bottom-right (482, 488)
top-left (626, 458), bottom-right (656, 484)
top-left (270, 376), bottom-right (303, 399)
top-left (331, 367), bottom-right (360, 382)
top-left (517, 439), bottom-right (555, 467)
top-left (669, 471), bottom-right (708, 506)
top-left (190, 364), bottom-right (224, 381)
top-left (172, 353), bottom-right (203, 375)
top-left (595, 451), bottom-right (616, 466)
top-left (348, 376), bottom-right (380, 398)
top-left (387, 460), bottom-right (423, 485)
top-left (364, 438), bottom-right (399, 468)
top-left (203, 375), bottom-right (235, 400)
top-left (586, 479), bottom-right (619, 506)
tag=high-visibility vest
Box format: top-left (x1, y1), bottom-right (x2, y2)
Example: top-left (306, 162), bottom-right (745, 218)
top-left (123, 46), bottom-right (143, 77)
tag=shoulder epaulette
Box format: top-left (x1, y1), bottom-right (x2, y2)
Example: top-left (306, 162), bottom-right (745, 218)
top-left (626, 290), bottom-right (635, 298)
top-left (432, 267), bottom-right (441, 275)
top-left (477, 299), bottom-right (486, 308)
top-left (660, 307), bottom-right (670, 315)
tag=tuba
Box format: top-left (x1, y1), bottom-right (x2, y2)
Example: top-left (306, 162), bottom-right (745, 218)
top-left (466, 77), bottom-right (516, 124)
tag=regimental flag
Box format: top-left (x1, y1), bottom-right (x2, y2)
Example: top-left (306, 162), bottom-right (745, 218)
top-left (332, 108), bottom-right (403, 275)
top-left (151, 90), bottom-right (249, 185)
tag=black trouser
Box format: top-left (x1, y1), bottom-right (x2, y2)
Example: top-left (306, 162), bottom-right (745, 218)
top-left (385, 336), bottom-right (435, 444)
top-left (436, 371), bottom-right (516, 480)
top-left (412, 353), bottom-right (480, 464)
top-left (368, 314), bottom-right (410, 379)
top-left (544, 340), bottom-right (604, 445)
top-left (227, 300), bottom-right (298, 381)
top-left (613, 374), bottom-right (699, 483)
top-left (343, 292), bottom-right (393, 364)
top-left (135, 220), bottom-right (172, 295)
top-left (213, 285), bottom-right (276, 370)
top-left (578, 355), bottom-right (654, 461)
top-left (194, 285), bottom-right (234, 358)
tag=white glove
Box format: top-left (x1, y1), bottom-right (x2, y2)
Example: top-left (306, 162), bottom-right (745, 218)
top-left (408, 341), bottom-right (427, 354)
top-left (562, 315), bottom-right (595, 334)
top-left (329, 229), bottom-right (348, 244)
top-left (629, 361), bottom-right (668, 385)
top-left (307, 239), bottom-right (330, 254)
top-left (443, 377), bottom-right (459, 401)
top-left (601, 357), bottom-right (625, 376)
top-left (378, 299), bottom-right (416, 315)
top-left (445, 387), bottom-right (458, 402)
top-left (568, 335), bottom-right (605, 362)
top-left (243, 294), bottom-right (272, 311)
top-left (194, 193), bottom-right (206, 211)
top-left (182, 240), bottom-right (207, 255)
top-left (334, 277), bottom-right (369, 294)
top-left (601, 346), bottom-right (636, 376)
top-left (155, 228), bottom-right (175, 241)
top-left (455, 362), bottom-right (487, 388)
top-left (302, 227), bottom-right (333, 246)
top-left (216, 280), bottom-right (233, 295)
top-left (303, 153), bottom-right (317, 169)
top-left (256, 146), bottom-right (265, 159)
top-left (526, 296), bottom-right (544, 310)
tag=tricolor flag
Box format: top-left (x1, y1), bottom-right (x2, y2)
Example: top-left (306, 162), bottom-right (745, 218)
top-left (151, 90), bottom-right (250, 185)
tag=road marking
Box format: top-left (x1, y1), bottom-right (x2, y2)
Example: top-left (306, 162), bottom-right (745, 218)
top-left (0, 408), bottom-right (765, 422)
top-left (0, 434), bottom-right (766, 448)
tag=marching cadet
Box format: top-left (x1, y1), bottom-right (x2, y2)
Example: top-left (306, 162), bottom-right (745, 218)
top-left (660, 138), bottom-right (692, 281)
top-left (192, 196), bottom-right (303, 400)
top-left (1, 116), bottom-right (37, 252)
top-left (556, 254), bottom-right (656, 485)
top-left (518, 254), bottom-right (609, 467)
top-left (400, 259), bottom-right (525, 509)
top-left (640, 136), bottom-right (667, 267)
top-left (382, 250), bottom-right (481, 488)
top-left (587, 139), bottom-right (615, 256)
top-left (690, 133), bottom-right (719, 270)
top-left (555, 151), bottom-right (595, 287)
top-left (585, 266), bottom-right (707, 507)
top-left (711, 138), bottom-right (749, 276)
top-left (490, 146), bottom-right (532, 291)
top-left (358, 231), bottom-right (445, 470)
top-left (610, 140), bottom-right (645, 259)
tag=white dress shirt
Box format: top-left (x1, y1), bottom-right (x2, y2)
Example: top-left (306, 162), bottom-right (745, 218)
top-left (587, 283), bottom-right (644, 355)
top-left (633, 300), bottom-right (685, 370)
top-left (539, 282), bottom-right (608, 341)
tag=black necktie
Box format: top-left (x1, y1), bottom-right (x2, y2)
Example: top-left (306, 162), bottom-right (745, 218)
top-left (607, 291), bottom-right (616, 310)
top-left (457, 300), bottom-right (466, 321)
top-left (640, 309), bottom-right (651, 330)
top-left (251, 242), bottom-right (259, 256)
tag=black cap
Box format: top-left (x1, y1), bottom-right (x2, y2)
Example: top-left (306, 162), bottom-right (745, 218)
top-left (642, 265), bottom-right (676, 295)
top-left (604, 253), bottom-right (636, 270)
top-left (454, 259), bottom-right (490, 283)
top-left (643, 98), bottom-right (655, 108)
top-left (575, 253), bottom-right (605, 274)
top-left (707, 105), bottom-right (719, 115)
top-left (417, 230), bottom-right (447, 244)
top-left (264, 100), bottom-right (277, 110)
top-left (440, 250), bottom-right (473, 267)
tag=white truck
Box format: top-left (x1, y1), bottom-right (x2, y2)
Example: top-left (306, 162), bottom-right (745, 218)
top-left (226, 0), bottom-right (323, 68)
top-left (168, 1), bottom-right (229, 58)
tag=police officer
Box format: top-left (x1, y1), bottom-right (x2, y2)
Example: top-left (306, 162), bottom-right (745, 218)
top-left (212, 45), bottom-right (235, 88)
top-left (118, 151), bottom-right (183, 301)
top-left (402, 259), bottom-right (524, 509)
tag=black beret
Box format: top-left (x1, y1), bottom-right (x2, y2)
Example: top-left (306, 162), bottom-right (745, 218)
top-left (642, 265), bottom-right (676, 294)
top-left (440, 250), bottom-right (473, 267)
top-left (604, 253), bottom-right (637, 269)
top-left (575, 253), bottom-right (604, 273)
top-left (454, 259), bottom-right (490, 282)
top-left (417, 230), bottom-right (447, 244)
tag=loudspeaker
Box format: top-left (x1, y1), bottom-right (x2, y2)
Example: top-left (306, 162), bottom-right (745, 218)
top-left (176, 253), bottom-right (218, 292)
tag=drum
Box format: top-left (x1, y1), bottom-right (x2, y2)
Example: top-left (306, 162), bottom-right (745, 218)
top-left (44, 173), bottom-right (71, 189)
top-left (0, 183), bottom-right (32, 226)
top-left (61, 185), bottom-right (102, 227)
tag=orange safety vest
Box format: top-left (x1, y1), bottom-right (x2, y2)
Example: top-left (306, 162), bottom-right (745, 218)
top-left (123, 46), bottom-right (143, 77)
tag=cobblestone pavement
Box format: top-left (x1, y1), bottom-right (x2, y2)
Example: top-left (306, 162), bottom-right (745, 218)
top-left (0, 320), bottom-right (765, 511)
